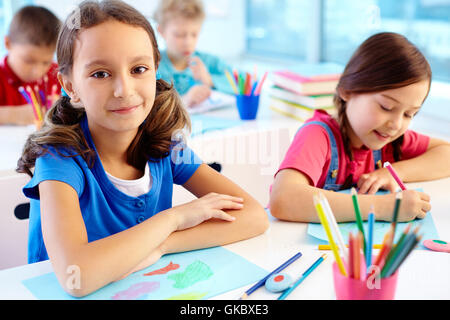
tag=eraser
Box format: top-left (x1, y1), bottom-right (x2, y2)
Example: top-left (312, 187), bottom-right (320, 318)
top-left (423, 239), bottom-right (450, 253)
top-left (265, 273), bottom-right (293, 293)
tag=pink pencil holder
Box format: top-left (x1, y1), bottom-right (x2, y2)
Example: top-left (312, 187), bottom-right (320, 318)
top-left (332, 259), bottom-right (399, 300)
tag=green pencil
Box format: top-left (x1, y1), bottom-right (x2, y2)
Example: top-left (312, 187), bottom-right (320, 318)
top-left (382, 228), bottom-right (420, 278)
top-left (383, 223), bottom-right (411, 268)
top-left (386, 234), bottom-right (422, 278)
top-left (351, 188), bottom-right (366, 254)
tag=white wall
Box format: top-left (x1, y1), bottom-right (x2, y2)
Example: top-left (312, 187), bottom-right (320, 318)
top-left (34, 0), bottom-right (247, 59)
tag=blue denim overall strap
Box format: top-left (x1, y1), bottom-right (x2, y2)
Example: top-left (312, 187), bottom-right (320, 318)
top-left (298, 121), bottom-right (340, 191)
top-left (298, 121), bottom-right (383, 191)
top-left (373, 149), bottom-right (382, 170)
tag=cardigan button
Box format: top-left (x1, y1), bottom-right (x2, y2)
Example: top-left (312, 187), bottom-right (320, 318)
top-left (135, 200), bottom-right (145, 208)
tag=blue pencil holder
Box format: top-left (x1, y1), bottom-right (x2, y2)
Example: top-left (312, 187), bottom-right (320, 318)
top-left (236, 94), bottom-right (260, 120)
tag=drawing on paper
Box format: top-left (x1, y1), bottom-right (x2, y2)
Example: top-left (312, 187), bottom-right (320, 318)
top-left (111, 281), bottom-right (160, 300)
top-left (166, 291), bottom-right (208, 300)
top-left (168, 260), bottom-right (213, 289)
top-left (143, 261), bottom-right (180, 276)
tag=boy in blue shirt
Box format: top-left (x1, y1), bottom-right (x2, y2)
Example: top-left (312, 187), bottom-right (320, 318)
top-left (154, 0), bottom-right (233, 109)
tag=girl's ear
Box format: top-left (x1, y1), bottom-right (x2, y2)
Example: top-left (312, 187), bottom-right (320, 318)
top-left (57, 72), bottom-right (80, 103)
top-left (338, 88), bottom-right (350, 102)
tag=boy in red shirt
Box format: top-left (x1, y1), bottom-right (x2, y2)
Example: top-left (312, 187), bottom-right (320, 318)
top-left (0, 6), bottom-right (61, 125)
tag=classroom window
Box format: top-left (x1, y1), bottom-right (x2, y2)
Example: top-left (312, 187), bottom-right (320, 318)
top-left (246, 0), bottom-right (450, 83)
top-left (0, 0), bottom-right (33, 57)
top-left (323, 0), bottom-right (450, 83)
top-left (246, 0), bottom-right (313, 60)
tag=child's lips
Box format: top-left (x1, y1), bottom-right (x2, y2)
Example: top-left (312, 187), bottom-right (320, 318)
top-left (111, 105), bottom-right (140, 114)
top-left (374, 130), bottom-right (391, 141)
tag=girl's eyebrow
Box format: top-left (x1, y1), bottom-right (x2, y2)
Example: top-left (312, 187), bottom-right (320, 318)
top-left (84, 55), bottom-right (153, 70)
top-left (381, 93), bottom-right (421, 109)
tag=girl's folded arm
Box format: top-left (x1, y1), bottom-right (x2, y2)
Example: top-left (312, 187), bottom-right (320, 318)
top-left (39, 180), bottom-right (179, 297)
top-left (394, 137), bottom-right (450, 182)
top-left (270, 168), bottom-right (395, 223)
top-left (161, 163), bottom-right (270, 254)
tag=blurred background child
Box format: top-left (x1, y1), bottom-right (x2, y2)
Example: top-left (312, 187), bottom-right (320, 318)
top-left (154, 0), bottom-right (233, 109)
top-left (0, 5), bottom-right (61, 125)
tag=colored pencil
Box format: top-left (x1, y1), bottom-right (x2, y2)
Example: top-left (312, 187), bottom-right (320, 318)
top-left (318, 244), bottom-right (381, 250)
top-left (277, 254), bottom-right (327, 300)
top-left (19, 86), bottom-right (39, 120)
top-left (26, 86), bottom-right (42, 121)
top-left (348, 232), bottom-right (354, 278)
top-left (319, 193), bottom-right (348, 264)
top-left (238, 74), bottom-right (245, 95)
top-left (18, 86), bottom-right (32, 104)
top-left (254, 71), bottom-right (268, 96)
top-left (225, 70), bottom-right (239, 94)
top-left (239, 251), bottom-right (302, 299)
top-left (366, 209), bottom-right (375, 271)
top-left (373, 227), bottom-right (394, 272)
top-left (232, 69), bottom-right (239, 86)
top-left (350, 188), bottom-right (367, 254)
top-left (244, 73), bottom-right (251, 95)
top-left (384, 162), bottom-right (407, 190)
top-left (381, 226), bottom-right (419, 278)
top-left (354, 231), bottom-right (362, 280)
top-left (386, 234), bottom-right (422, 278)
top-left (39, 90), bottom-right (47, 110)
top-left (388, 192), bottom-right (402, 248)
top-left (250, 81), bottom-right (258, 95)
top-left (383, 223), bottom-right (411, 270)
top-left (314, 195), bottom-right (347, 276)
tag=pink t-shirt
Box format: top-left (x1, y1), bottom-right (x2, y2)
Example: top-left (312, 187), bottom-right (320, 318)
top-left (276, 110), bottom-right (430, 187)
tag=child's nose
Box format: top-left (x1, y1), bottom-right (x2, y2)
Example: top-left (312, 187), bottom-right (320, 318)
top-left (388, 114), bottom-right (403, 131)
top-left (113, 73), bottom-right (133, 98)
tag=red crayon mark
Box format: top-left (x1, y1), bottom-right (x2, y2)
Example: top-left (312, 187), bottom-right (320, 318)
top-left (274, 275), bottom-right (284, 282)
top-left (144, 262), bottom-right (180, 276)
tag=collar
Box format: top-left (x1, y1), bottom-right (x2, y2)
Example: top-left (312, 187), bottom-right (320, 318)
top-left (1, 55), bottom-right (44, 88)
top-left (1, 55), bottom-right (23, 87)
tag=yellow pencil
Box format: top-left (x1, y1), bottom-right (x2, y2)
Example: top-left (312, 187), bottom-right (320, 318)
top-left (318, 244), bottom-right (382, 250)
top-left (26, 86), bottom-right (43, 121)
top-left (225, 70), bottom-right (239, 94)
top-left (314, 195), bottom-right (347, 276)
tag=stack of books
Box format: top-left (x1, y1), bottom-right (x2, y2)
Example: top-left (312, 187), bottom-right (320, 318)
top-left (269, 70), bottom-right (340, 122)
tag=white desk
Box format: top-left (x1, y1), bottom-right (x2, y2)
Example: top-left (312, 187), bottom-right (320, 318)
top-left (1, 177), bottom-right (449, 300)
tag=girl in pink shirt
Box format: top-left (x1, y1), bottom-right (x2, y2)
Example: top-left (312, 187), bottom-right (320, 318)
top-left (270, 32), bottom-right (450, 223)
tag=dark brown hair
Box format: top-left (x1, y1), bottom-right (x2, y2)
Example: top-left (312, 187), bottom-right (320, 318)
top-left (8, 5), bottom-right (61, 46)
top-left (17, 0), bottom-right (190, 177)
top-left (334, 32), bottom-right (432, 189)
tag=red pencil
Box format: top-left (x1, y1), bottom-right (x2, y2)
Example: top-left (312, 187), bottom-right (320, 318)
top-left (254, 71), bottom-right (268, 96)
top-left (374, 227), bottom-right (394, 272)
top-left (244, 73), bottom-right (251, 95)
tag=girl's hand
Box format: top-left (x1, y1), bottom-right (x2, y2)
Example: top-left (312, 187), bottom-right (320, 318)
top-left (189, 56), bottom-right (213, 86)
top-left (397, 190), bottom-right (431, 222)
top-left (357, 168), bottom-right (398, 194)
top-left (171, 192), bottom-right (243, 231)
top-left (184, 85), bottom-right (211, 107)
top-left (379, 190), bottom-right (431, 222)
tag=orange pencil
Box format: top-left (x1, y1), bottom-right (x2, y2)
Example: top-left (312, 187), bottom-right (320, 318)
top-left (244, 73), bottom-right (251, 95)
top-left (374, 227), bottom-right (394, 272)
top-left (348, 232), bottom-right (354, 278)
top-left (354, 232), bottom-right (363, 280)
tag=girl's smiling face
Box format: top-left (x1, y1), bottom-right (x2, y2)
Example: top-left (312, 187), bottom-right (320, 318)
top-left (62, 20), bottom-right (157, 135)
top-left (343, 79), bottom-right (430, 150)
